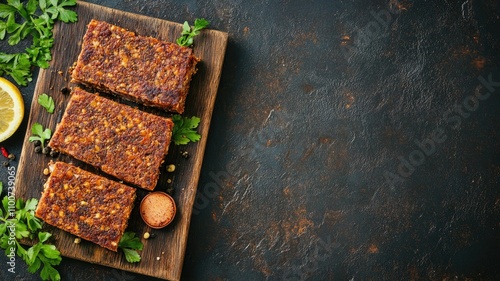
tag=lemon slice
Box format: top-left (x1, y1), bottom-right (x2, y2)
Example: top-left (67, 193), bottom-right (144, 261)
top-left (0, 77), bottom-right (24, 142)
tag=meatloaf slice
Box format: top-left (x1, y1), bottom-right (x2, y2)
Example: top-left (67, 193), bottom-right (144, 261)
top-left (49, 87), bottom-right (173, 190)
top-left (35, 161), bottom-right (136, 252)
top-left (71, 19), bottom-right (200, 113)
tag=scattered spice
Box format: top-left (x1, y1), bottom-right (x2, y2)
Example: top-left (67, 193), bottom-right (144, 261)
top-left (140, 192), bottom-right (176, 229)
top-left (43, 168), bottom-right (50, 176)
top-left (180, 150), bottom-right (189, 158)
top-left (143, 232), bottom-right (150, 239)
top-left (49, 150), bottom-right (59, 158)
top-left (60, 87), bottom-right (70, 95)
top-left (166, 186), bottom-right (174, 195)
top-left (42, 147), bottom-right (51, 155)
top-left (33, 140), bottom-right (42, 147)
top-left (0, 147), bottom-right (16, 165)
top-left (74, 238), bottom-right (81, 244)
top-left (167, 164), bottom-right (176, 173)
top-left (0, 146), bottom-right (9, 158)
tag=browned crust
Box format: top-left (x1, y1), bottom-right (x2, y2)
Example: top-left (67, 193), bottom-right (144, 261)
top-left (35, 162), bottom-right (136, 252)
top-left (48, 87), bottom-right (173, 190)
top-left (71, 19), bottom-right (199, 113)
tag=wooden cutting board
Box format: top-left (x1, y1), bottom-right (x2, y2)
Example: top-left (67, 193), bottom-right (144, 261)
top-left (14, 1), bottom-right (228, 280)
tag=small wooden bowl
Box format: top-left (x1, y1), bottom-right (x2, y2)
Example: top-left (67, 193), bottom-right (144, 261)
top-left (140, 192), bottom-right (176, 229)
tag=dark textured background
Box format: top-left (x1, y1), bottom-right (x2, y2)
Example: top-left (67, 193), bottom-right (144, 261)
top-left (1, 0), bottom-right (500, 280)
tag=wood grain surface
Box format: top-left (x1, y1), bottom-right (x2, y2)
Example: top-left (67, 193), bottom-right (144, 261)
top-left (14, 1), bottom-right (228, 280)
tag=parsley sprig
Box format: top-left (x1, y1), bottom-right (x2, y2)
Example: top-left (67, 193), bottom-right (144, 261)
top-left (176, 18), bottom-right (209, 47)
top-left (0, 185), bottom-right (62, 281)
top-left (172, 115), bottom-right (201, 145)
top-left (0, 0), bottom-right (78, 86)
top-left (118, 231), bottom-right (143, 263)
top-left (29, 122), bottom-right (52, 149)
top-left (38, 93), bottom-right (55, 113)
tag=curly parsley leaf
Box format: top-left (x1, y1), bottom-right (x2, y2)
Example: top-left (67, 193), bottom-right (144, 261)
top-left (172, 115), bottom-right (201, 145)
top-left (38, 93), bottom-right (55, 113)
top-left (176, 18), bottom-right (209, 47)
top-left (119, 231), bottom-right (143, 263)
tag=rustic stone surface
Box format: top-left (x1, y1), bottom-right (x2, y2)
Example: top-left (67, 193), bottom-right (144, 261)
top-left (1, 0), bottom-right (499, 280)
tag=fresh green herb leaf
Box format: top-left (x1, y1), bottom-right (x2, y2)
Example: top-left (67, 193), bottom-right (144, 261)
top-left (0, 182), bottom-right (3, 219)
top-left (29, 122), bottom-right (51, 148)
top-left (35, 232), bottom-right (62, 281)
top-left (31, 122), bottom-right (43, 137)
top-left (27, 256), bottom-right (42, 273)
top-left (39, 259), bottom-right (61, 281)
top-left (1, 196), bottom-right (9, 218)
top-left (0, 196), bottom-right (62, 281)
top-left (0, 52), bottom-right (32, 85)
top-left (121, 248), bottom-right (141, 263)
top-left (0, 0), bottom-right (77, 85)
top-left (172, 115), bottom-right (201, 145)
top-left (118, 231), bottom-right (143, 263)
top-left (176, 18), bottom-right (209, 47)
top-left (14, 198), bottom-right (42, 238)
top-left (38, 93), bottom-right (55, 113)
top-left (43, 0), bottom-right (77, 23)
top-left (24, 198), bottom-right (39, 213)
top-left (119, 231), bottom-right (143, 250)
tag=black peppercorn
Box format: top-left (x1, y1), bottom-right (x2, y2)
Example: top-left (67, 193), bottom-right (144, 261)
top-left (49, 150), bottom-right (59, 158)
top-left (33, 140), bottom-right (42, 147)
top-left (42, 147), bottom-right (51, 155)
top-left (61, 87), bottom-right (70, 95)
top-left (34, 146), bottom-right (42, 153)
